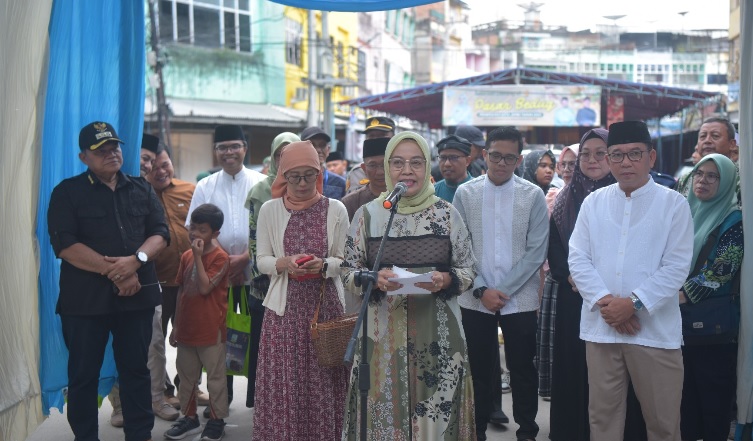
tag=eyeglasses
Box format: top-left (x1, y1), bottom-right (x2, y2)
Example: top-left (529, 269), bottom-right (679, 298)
top-left (693, 170), bottom-right (720, 184)
top-left (284, 172), bottom-right (319, 184)
top-left (438, 154), bottom-right (466, 163)
top-left (487, 152), bottom-right (519, 165)
top-left (214, 143), bottom-right (245, 153)
top-left (558, 161), bottom-right (576, 170)
top-left (607, 150), bottom-right (648, 163)
top-left (388, 158), bottom-right (426, 171)
top-left (363, 162), bottom-right (382, 170)
top-left (580, 151), bottom-right (608, 162)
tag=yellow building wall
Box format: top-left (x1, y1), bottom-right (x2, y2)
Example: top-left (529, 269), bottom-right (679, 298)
top-left (283, 8), bottom-right (358, 117)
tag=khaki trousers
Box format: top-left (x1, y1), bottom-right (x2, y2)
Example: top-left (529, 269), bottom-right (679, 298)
top-left (176, 334), bottom-right (228, 419)
top-left (146, 305), bottom-right (167, 401)
top-left (585, 342), bottom-right (683, 441)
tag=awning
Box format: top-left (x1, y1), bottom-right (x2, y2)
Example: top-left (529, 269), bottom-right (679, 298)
top-left (340, 68), bottom-right (722, 129)
top-left (145, 97), bottom-right (307, 128)
top-left (145, 97), bottom-right (352, 129)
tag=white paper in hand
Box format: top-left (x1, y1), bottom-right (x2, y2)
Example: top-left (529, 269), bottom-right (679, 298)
top-left (387, 266), bottom-right (432, 295)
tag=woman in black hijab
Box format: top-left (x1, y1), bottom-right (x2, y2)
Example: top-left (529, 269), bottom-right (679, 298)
top-left (548, 128), bottom-right (615, 441)
top-left (521, 149), bottom-right (557, 193)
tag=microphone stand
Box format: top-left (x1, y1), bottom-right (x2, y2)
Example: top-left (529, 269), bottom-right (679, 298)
top-left (344, 202), bottom-right (399, 441)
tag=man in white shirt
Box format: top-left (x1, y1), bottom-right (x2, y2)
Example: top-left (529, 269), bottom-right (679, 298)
top-left (185, 125), bottom-right (265, 416)
top-left (454, 127), bottom-right (549, 441)
top-left (569, 120), bottom-right (693, 441)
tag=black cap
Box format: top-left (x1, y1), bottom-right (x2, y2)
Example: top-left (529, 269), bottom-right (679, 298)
top-left (326, 151), bottom-right (343, 162)
top-left (79, 121), bottom-right (124, 151)
top-left (214, 124), bottom-right (246, 144)
top-left (141, 134), bottom-right (160, 153)
top-left (436, 135), bottom-right (472, 156)
top-left (454, 125), bottom-right (485, 147)
top-left (300, 126), bottom-right (331, 142)
top-left (607, 121), bottom-right (652, 147)
top-left (362, 137), bottom-right (389, 158)
top-left (363, 116), bottom-right (396, 133)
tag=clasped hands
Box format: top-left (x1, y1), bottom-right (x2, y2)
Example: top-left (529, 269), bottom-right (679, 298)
top-left (377, 268), bottom-right (449, 294)
top-left (101, 255), bottom-right (141, 296)
top-left (596, 294), bottom-right (641, 335)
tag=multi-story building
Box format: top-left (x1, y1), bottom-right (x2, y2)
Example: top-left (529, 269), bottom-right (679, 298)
top-left (357, 9), bottom-right (416, 97)
top-left (413, 0), bottom-right (475, 84)
top-left (472, 11), bottom-right (728, 93)
top-left (283, 8), bottom-right (359, 128)
top-left (148, 0), bottom-right (297, 181)
top-left (728, 0), bottom-right (741, 123)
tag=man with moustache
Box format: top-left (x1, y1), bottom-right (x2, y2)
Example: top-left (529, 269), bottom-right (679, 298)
top-left (346, 116), bottom-right (396, 194)
top-left (569, 121), bottom-right (693, 440)
top-left (434, 135), bottom-right (474, 202)
top-left (146, 144), bottom-right (197, 409)
top-left (48, 121), bottom-right (169, 441)
top-left (677, 117), bottom-right (738, 197)
top-left (341, 137), bottom-right (389, 221)
top-left (186, 124), bottom-right (265, 416)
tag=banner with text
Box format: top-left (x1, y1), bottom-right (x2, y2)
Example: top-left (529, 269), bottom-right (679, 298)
top-left (443, 85), bottom-right (602, 127)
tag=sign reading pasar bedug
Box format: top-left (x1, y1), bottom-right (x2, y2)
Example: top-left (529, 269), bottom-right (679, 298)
top-left (443, 85), bottom-right (602, 127)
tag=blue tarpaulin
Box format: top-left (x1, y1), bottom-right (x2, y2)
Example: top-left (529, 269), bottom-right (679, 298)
top-left (268, 0), bottom-right (437, 12)
top-left (37, 0), bottom-right (146, 413)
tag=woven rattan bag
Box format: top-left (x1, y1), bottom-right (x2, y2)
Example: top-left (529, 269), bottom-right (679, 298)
top-left (310, 279), bottom-right (358, 367)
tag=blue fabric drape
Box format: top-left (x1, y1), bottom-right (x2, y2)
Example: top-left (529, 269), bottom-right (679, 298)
top-left (268, 0), bottom-right (436, 12)
top-left (37, 0), bottom-right (145, 414)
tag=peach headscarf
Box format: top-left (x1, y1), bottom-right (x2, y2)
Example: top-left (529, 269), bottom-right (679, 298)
top-left (270, 141), bottom-right (324, 211)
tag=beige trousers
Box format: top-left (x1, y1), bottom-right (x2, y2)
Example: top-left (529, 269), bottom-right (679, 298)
top-left (176, 333), bottom-right (228, 419)
top-left (585, 342), bottom-right (683, 441)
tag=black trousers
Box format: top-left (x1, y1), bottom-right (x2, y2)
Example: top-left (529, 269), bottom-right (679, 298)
top-left (61, 309), bottom-right (154, 441)
top-left (681, 343), bottom-right (738, 441)
top-left (461, 308), bottom-right (500, 440)
top-left (498, 311), bottom-right (540, 440)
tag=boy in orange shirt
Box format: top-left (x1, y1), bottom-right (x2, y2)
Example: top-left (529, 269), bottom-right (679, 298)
top-left (165, 203), bottom-right (229, 441)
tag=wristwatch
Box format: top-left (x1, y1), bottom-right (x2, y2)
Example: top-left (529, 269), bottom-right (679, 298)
top-left (320, 260), bottom-right (328, 276)
top-left (135, 251), bottom-right (148, 266)
top-left (629, 293), bottom-right (644, 311)
top-left (473, 286), bottom-right (487, 299)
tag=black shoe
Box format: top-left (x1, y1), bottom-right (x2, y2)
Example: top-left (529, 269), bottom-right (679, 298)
top-left (489, 408), bottom-right (510, 425)
top-left (164, 416), bottom-right (201, 439)
top-left (203, 406), bottom-right (211, 419)
top-left (200, 418), bottom-right (225, 441)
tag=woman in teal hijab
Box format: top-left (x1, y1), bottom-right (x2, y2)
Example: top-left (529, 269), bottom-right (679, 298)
top-left (679, 153), bottom-right (743, 441)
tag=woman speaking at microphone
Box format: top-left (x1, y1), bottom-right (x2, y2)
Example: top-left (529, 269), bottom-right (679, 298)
top-left (341, 132), bottom-right (477, 440)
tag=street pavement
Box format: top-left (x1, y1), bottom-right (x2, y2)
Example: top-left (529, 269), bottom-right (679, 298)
top-left (28, 342), bottom-right (551, 441)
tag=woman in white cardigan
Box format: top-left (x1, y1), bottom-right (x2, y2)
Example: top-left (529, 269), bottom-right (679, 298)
top-left (251, 140), bottom-right (350, 440)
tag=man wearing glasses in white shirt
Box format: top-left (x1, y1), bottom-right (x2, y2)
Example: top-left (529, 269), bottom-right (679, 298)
top-left (569, 120), bottom-right (693, 441)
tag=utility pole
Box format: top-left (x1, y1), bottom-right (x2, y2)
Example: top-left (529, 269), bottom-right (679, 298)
top-left (321, 11), bottom-right (334, 142)
top-left (307, 10), bottom-right (318, 127)
top-left (147, 0), bottom-right (172, 150)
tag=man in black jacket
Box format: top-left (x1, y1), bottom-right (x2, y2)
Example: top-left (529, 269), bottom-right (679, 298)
top-left (48, 121), bottom-right (169, 441)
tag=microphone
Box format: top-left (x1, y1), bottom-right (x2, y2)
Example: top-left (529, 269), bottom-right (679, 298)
top-left (383, 182), bottom-right (408, 210)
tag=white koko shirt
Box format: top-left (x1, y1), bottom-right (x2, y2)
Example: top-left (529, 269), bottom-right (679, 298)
top-left (569, 177), bottom-right (693, 350)
top-left (186, 167), bottom-right (265, 285)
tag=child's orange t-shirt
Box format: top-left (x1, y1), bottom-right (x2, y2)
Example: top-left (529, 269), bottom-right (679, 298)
top-left (174, 246), bottom-right (229, 346)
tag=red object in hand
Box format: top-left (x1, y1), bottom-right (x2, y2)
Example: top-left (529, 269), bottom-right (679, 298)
top-left (295, 255), bottom-right (314, 265)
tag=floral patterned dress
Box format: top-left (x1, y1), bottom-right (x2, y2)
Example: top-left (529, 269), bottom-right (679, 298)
top-left (253, 197), bottom-right (349, 440)
top-left (341, 198), bottom-right (477, 440)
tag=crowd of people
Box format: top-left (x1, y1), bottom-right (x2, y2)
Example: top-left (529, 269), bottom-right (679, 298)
top-left (46, 114), bottom-right (744, 441)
